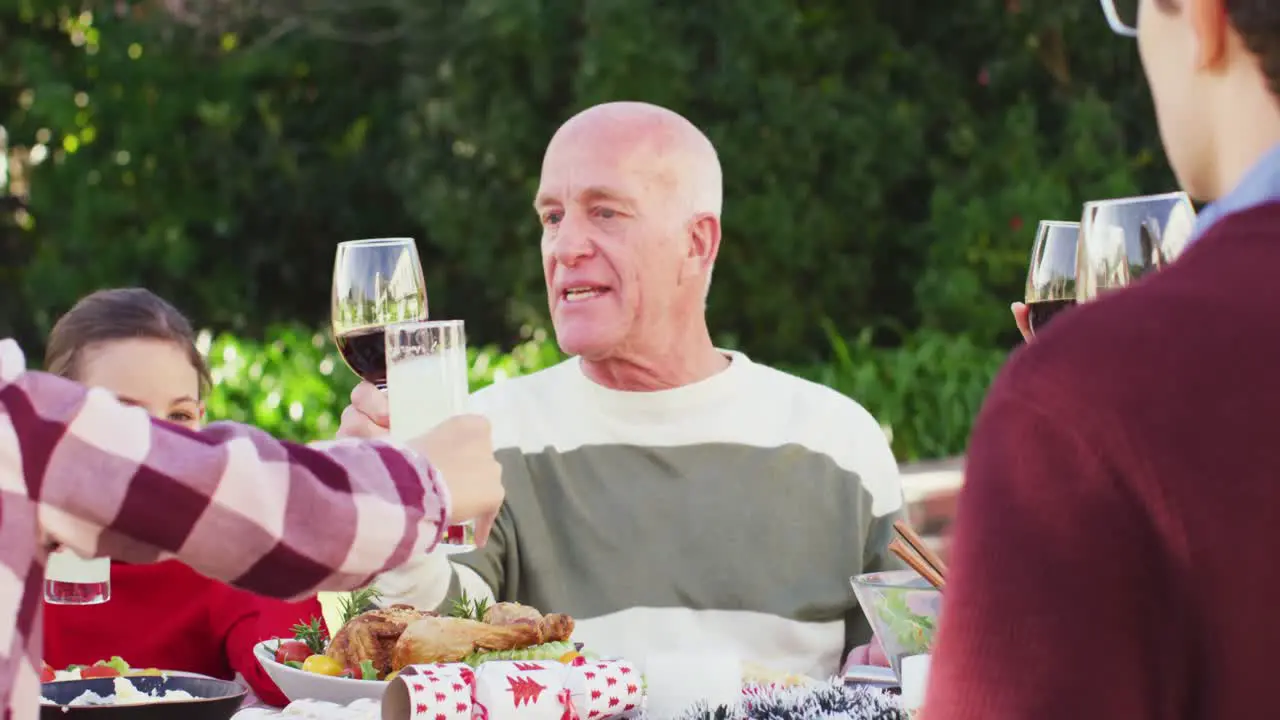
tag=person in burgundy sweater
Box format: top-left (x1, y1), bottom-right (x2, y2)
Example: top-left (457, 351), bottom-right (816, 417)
top-left (38, 289), bottom-right (324, 707)
top-left (925, 0), bottom-right (1280, 718)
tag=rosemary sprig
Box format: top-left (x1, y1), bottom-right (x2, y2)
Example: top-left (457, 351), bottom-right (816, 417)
top-left (338, 585), bottom-right (382, 627)
top-left (448, 590), bottom-right (491, 621)
top-left (291, 617), bottom-right (328, 655)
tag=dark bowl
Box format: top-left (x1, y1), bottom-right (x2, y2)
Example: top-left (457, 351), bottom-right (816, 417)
top-left (40, 676), bottom-right (246, 720)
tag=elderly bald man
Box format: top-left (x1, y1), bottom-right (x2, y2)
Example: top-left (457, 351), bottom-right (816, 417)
top-left (338, 101), bottom-right (904, 679)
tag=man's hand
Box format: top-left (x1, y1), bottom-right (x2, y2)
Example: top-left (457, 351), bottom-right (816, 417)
top-left (340, 383), bottom-right (503, 545)
top-left (338, 382), bottom-right (390, 438)
top-left (411, 414), bottom-right (504, 546)
top-left (1011, 302), bottom-right (1032, 341)
top-left (844, 635), bottom-right (890, 670)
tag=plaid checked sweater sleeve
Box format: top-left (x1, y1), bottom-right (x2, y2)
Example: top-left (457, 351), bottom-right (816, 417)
top-left (0, 339), bottom-right (451, 720)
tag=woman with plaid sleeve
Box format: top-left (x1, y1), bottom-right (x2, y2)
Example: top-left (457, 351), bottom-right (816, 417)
top-left (0, 316), bottom-right (503, 720)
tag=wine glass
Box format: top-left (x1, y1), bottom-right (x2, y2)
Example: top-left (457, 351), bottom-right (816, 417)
top-left (1024, 220), bottom-right (1080, 335)
top-left (331, 238), bottom-right (428, 388)
top-left (1076, 192), bottom-right (1197, 302)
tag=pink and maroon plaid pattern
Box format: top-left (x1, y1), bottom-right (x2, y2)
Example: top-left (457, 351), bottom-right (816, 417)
top-left (0, 338), bottom-right (451, 720)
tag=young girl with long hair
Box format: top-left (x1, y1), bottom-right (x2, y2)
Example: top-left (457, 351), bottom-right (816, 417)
top-left (40, 288), bottom-right (325, 707)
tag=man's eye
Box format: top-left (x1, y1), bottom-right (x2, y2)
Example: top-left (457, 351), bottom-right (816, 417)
top-left (543, 211), bottom-right (563, 225)
top-left (594, 207), bottom-right (617, 219)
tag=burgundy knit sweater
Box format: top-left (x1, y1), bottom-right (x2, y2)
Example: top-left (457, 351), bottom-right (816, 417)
top-left (924, 203), bottom-right (1280, 719)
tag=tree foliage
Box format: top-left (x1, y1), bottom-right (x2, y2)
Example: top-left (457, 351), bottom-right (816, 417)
top-left (2, 0), bottom-right (1175, 362)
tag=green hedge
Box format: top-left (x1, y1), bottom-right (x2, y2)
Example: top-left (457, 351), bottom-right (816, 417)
top-left (202, 326), bottom-right (1004, 462)
top-left (3, 1), bottom-right (1173, 363)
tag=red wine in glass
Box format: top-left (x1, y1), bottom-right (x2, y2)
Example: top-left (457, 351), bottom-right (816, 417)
top-left (1024, 221), bottom-right (1079, 337)
top-left (335, 327), bottom-right (389, 388)
top-left (331, 238), bottom-right (427, 388)
top-left (1026, 299), bottom-right (1076, 334)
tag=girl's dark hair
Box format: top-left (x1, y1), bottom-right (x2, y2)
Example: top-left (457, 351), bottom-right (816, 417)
top-left (45, 288), bottom-right (212, 396)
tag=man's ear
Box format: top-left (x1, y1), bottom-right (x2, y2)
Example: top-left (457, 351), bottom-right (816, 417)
top-left (686, 212), bottom-right (721, 277)
top-left (1187, 0), bottom-right (1229, 69)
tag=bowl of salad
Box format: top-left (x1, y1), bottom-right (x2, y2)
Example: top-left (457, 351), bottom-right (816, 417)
top-left (850, 569), bottom-right (941, 679)
top-left (41, 657), bottom-right (210, 684)
top-left (254, 638), bottom-right (387, 706)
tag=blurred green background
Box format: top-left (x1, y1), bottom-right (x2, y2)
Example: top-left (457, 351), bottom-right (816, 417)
top-left (1, 0), bottom-right (1174, 460)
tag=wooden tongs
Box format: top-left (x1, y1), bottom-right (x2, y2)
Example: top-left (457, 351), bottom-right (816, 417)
top-left (889, 519), bottom-right (948, 591)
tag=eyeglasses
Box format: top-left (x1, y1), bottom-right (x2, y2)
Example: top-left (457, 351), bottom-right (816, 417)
top-left (1100, 0), bottom-right (1138, 37)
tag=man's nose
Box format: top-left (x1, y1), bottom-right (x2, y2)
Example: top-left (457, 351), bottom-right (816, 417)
top-left (550, 213), bottom-right (596, 267)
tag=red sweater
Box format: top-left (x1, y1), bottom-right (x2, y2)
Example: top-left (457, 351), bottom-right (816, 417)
top-left (43, 560), bottom-right (324, 707)
top-left (925, 203), bottom-right (1280, 719)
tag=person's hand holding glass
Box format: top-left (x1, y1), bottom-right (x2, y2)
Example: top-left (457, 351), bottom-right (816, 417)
top-left (330, 237), bottom-right (478, 545)
top-left (385, 319), bottom-right (474, 545)
top-left (1015, 192), bottom-right (1197, 340)
top-left (1018, 221), bottom-right (1081, 339)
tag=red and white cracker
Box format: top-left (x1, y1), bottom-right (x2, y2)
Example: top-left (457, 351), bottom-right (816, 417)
top-left (470, 661), bottom-right (575, 720)
top-left (565, 660), bottom-right (642, 719)
top-left (382, 663), bottom-right (476, 720)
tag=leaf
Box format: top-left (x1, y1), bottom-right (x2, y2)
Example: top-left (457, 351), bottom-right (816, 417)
top-left (291, 617), bottom-right (328, 655)
top-left (338, 585), bottom-right (382, 627)
top-left (448, 590), bottom-right (490, 621)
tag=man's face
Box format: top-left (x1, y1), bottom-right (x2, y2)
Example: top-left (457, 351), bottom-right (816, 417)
top-left (1138, 0), bottom-right (1214, 197)
top-left (534, 128), bottom-right (688, 360)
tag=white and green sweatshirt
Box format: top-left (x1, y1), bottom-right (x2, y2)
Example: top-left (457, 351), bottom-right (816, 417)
top-left (374, 352), bottom-right (904, 679)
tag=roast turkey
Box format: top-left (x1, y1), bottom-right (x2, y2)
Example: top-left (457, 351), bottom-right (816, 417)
top-left (324, 604), bottom-right (435, 676)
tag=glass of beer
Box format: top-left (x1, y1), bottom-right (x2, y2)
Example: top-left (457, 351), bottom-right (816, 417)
top-left (385, 320), bottom-right (472, 545)
top-left (45, 548), bottom-right (111, 605)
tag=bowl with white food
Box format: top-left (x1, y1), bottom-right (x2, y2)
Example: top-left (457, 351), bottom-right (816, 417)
top-left (40, 675), bottom-right (245, 720)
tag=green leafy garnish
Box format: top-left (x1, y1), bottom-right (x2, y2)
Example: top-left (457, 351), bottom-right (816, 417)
top-left (338, 586), bottom-right (382, 627)
top-left (873, 590), bottom-right (936, 656)
top-left (93, 657), bottom-right (130, 674)
top-left (358, 659), bottom-right (379, 680)
top-left (461, 641), bottom-right (574, 667)
top-left (449, 590), bottom-right (491, 621)
top-left (285, 661), bottom-right (304, 670)
top-left (291, 617), bottom-right (328, 655)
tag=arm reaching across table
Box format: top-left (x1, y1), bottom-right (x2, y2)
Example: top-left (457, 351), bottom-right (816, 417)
top-left (0, 337), bottom-right (503, 720)
top-left (0, 338), bottom-right (450, 598)
top-left (341, 378), bottom-right (510, 613)
top-left (374, 506), bottom-right (511, 611)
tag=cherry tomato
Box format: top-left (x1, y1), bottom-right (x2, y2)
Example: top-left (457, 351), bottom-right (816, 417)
top-left (301, 655), bottom-right (344, 677)
top-left (40, 663), bottom-right (55, 683)
top-left (80, 665), bottom-right (120, 679)
top-left (274, 640), bottom-right (312, 666)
